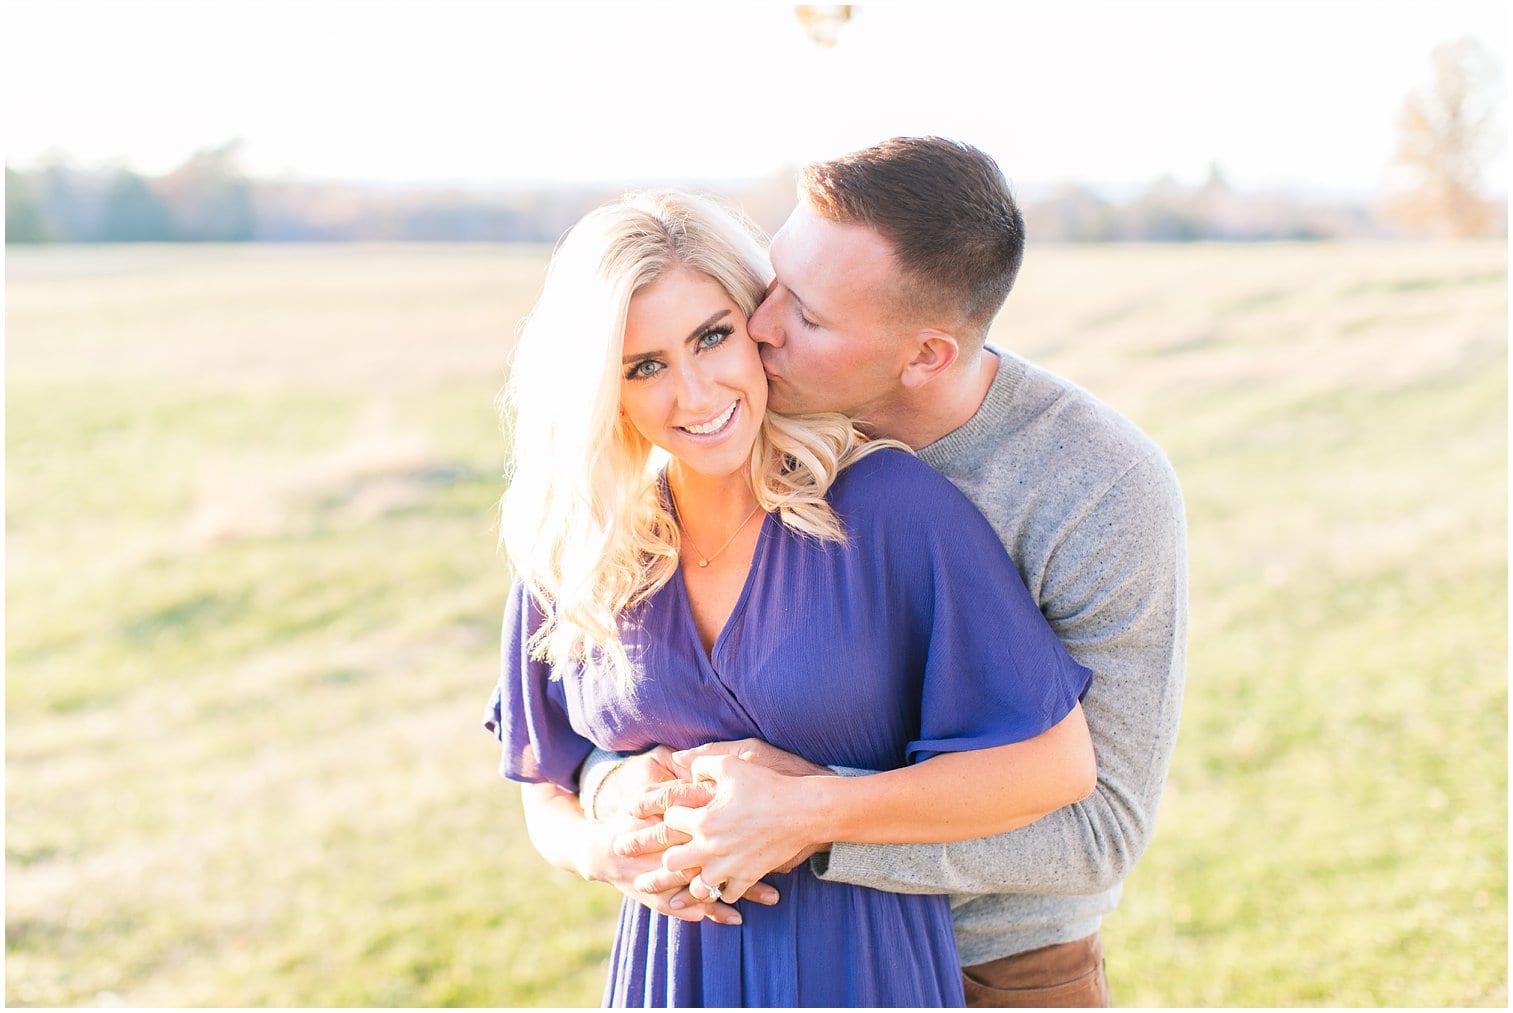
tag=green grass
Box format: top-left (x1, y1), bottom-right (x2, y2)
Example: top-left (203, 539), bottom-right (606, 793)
top-left (6, 241), bottom-right (1506, 1006)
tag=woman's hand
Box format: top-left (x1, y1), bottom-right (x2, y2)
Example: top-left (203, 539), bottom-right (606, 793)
top-left (649, 753), bottom-right (833, 906)
top-left (614, 738), bottom-right (831, 860)
top-left (520, 780), bottom-right (771, 926)
top-left (614, 778), bottom-right (792, 908)
top-left (672, 738), bottom-right (832, 780)
top-left (583, 807), bottom-right (774, 925)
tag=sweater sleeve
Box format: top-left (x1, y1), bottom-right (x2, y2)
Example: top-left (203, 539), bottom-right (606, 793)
top-left (814, 450), bottom-right (1188, 896)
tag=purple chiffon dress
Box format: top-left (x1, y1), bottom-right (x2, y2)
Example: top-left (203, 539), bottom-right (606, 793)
top-left (485, 449), bottom-right (1092, 1008)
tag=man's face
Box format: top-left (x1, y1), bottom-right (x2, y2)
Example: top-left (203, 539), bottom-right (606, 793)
top-left (748, 204), bottom-right (910, 424)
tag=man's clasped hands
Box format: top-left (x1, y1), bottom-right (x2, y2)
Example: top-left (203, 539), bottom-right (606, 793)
top-left (583, 740), bottom-right (836, 926)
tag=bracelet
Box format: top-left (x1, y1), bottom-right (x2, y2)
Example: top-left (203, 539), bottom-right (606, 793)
top-left (579, 750), bottom-right (629, 821)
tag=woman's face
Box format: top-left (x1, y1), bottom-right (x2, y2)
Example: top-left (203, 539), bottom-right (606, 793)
top-left (620, 266), bottom-right (767, 480)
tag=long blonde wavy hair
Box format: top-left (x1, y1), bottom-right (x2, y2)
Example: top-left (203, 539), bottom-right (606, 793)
top-left (500, 191), bottom-right (897, 685)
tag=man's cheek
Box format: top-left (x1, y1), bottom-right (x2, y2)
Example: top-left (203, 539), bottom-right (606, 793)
top-left (765, 383), bottom-right (801, 413)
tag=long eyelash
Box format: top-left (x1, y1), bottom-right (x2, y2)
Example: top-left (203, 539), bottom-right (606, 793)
top-left (625, 323), bottom-right (736, 381)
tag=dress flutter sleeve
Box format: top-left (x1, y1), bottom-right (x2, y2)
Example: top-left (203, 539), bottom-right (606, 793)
top-left (845, 454), bottom-right (1093, 765)
top-left (481, 580), bottom-right (594, 793)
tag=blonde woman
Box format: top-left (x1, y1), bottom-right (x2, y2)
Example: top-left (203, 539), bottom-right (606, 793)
top-left (485, 191), bottom-right (1094, 1007)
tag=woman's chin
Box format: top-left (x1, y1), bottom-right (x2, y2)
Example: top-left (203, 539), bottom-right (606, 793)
top-left (664, 435), bottom-right (759, 482)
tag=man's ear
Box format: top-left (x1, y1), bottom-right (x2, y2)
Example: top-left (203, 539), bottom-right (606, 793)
top-left (898, 330), bottom-right (960, 390)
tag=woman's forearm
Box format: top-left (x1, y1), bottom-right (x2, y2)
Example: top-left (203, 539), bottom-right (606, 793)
top-left (520, 780), bottom-right (602, 880)
top-left (805, 704), bottom-right (1096, 846)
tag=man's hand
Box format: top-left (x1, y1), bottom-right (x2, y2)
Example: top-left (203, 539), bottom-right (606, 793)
top-left (612, 749), bottom-right (838, 906)
top-left (578, 811), bottom-right (760, 925)
top-left (588, 746), bottom-right (782, 911)
top-left (673, 738), bottom-right (833, 878)
top-left (615, 775), bottom-right (824, 879)
top-left (659, 753), bottom-right (831, 905)
top-left (615, 737), bottom-right (833, 864)
top-left (620, 740), bottom-right (841, 882)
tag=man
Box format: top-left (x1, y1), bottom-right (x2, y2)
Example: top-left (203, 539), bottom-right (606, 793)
top-left (578, 136), bottom-right (1187, 1007)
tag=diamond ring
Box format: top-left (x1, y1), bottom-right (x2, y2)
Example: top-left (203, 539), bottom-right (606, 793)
top-left (690, 874), bottom-right (724, 903)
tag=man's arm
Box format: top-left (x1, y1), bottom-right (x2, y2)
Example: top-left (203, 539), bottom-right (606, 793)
top-left (816, 451), bottom-right (1187, 896)
top-left (632, 706), bottom-right (1096, 905)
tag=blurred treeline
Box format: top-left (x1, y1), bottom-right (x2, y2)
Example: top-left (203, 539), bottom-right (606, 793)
top-left (4, 142), bottom-right (619, 245)
top-left (7, 140), bottom-right (1496, 246)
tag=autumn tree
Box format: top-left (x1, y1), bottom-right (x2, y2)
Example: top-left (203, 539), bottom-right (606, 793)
top-left (1384, 37), bottom-right (1504, 238)
top-left (158, 140), bottom-right (256, 241)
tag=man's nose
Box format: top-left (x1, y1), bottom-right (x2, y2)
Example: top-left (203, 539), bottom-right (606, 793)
top-left (749, 290), bottom-right (784, 348)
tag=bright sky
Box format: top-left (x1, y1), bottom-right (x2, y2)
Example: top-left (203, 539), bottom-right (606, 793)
top-left (6, 3), bottom-right (1508, 196)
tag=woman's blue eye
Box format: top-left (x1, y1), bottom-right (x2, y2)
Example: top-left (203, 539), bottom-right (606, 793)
top-left (626, 324), bottom-right (734, 380)
top-left (698, 325), bottom-right (734, 349)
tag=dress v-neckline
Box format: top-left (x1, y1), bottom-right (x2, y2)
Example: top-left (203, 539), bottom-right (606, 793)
top-left (672, 510), bottom-right (772, 667)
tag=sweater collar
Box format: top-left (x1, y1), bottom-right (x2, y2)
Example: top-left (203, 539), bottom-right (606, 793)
top-left (917, 347), bottom-right (1027, 471)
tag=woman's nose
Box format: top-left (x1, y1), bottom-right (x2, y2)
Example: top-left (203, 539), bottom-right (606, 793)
top-left (673, 361), bottom-right (716, 409)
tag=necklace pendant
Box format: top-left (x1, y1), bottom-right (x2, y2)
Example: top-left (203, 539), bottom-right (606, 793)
top-left (698, 559), bottom-right (710, 568)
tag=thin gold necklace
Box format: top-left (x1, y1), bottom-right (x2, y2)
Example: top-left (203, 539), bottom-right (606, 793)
top-left (670, 489), bottom-right (762, 568)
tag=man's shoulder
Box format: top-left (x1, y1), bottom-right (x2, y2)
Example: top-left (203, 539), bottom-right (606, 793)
top-left (926, 351), bottom-right (1182, 550)
top-left (1012, 351), bottom-right (1157, 448)
top-left (980, 350), bottom-right (1173, 486)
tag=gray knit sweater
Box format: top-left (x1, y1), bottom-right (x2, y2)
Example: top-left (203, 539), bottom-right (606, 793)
top-left (811, 348), bottom-right (1188, 964)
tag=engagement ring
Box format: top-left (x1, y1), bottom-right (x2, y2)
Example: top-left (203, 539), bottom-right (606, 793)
top-left (691, 875), bottom-right (724, 903)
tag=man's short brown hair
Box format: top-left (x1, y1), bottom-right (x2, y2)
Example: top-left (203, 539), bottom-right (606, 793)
top-left (798, 136), bottom-right (1025, 340)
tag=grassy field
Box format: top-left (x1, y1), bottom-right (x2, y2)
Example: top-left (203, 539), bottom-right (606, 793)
top-left (6, 239), bottom-right (1506, 1007)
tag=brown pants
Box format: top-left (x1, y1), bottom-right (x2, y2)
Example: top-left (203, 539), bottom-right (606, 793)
top-left (961, 932), bottom-right (1111, 1008)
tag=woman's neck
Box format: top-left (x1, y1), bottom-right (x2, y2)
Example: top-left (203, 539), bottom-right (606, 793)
top-left (666, 463), bottom-right (760, 540)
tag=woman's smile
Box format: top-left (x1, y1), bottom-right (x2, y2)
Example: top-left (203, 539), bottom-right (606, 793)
top-left (677, 400), bottom-right (739, 438)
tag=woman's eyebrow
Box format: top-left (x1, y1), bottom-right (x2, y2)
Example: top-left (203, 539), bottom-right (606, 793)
top-left (622, 309), bottom-right (732, 363)
top-left (682, 309), bottom-right (731, 343)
